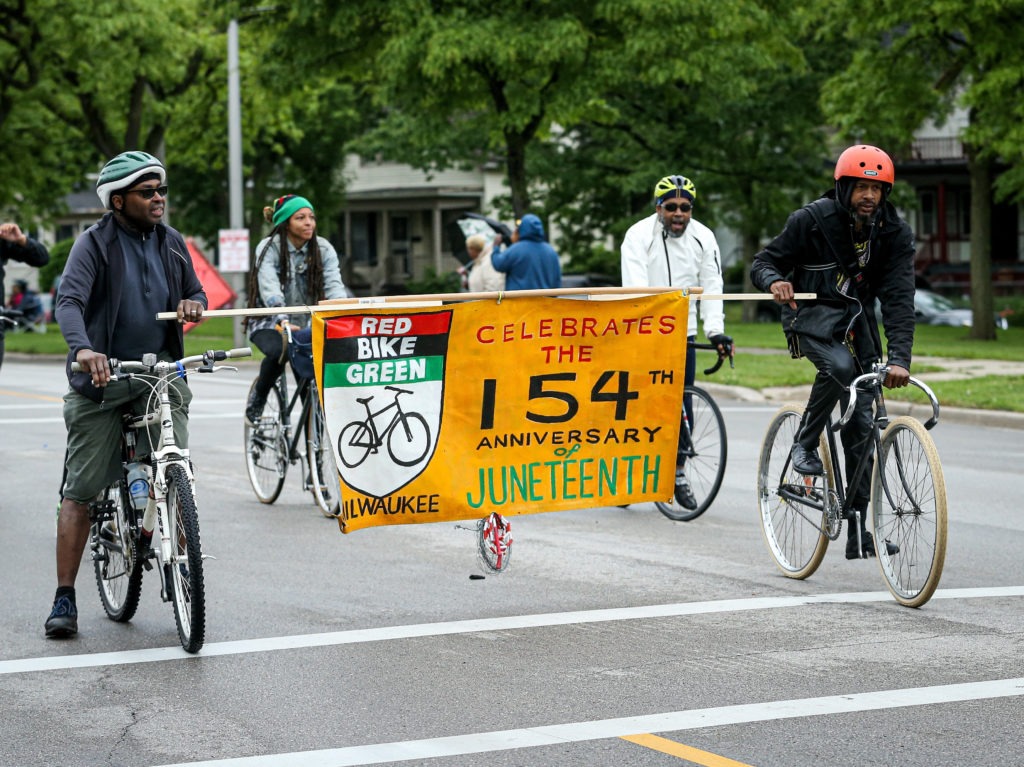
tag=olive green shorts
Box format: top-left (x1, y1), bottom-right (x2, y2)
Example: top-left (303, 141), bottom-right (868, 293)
top-left (61, 373), bottom-right (192, 503)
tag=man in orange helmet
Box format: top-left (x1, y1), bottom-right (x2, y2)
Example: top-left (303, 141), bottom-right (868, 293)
top-left (751, 144), bottom-right (915, 559)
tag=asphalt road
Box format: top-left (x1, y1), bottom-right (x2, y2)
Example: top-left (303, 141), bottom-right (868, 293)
top-left (1, 358), bottom-right (1022, 767)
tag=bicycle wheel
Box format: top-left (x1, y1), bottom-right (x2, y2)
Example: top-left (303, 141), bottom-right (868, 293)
top-left (655, 385), bottom-right (727, 521)
top-left (244, 378), bottom-right (288, 504)
top-left (478, 512), bottom-right (512, 573)
top-left (165, 464), bottom-right (205, 653)
top-left (91, 480), bottom-right (144, 622)
top-left (756, 404), bottom-right (830, 579)
top-left (387, 412), bottom-right (431, 466)
top-left (306, 384), bottom-right (342, 518)
top-left (338, 420), bottom-right (373, 468)
top-left (871, 416), bottom-right (948, 607)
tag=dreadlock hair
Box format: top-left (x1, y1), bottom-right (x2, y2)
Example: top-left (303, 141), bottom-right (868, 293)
top-left (245, 204), bottom-right (326, 318)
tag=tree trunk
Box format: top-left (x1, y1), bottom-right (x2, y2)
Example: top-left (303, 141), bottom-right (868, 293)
top-left (966, 148), bottom-right (995, 341)
top-left (505, 130), bottom-right (530, 218)
top-left (741, 229), bottom-right (762, 323)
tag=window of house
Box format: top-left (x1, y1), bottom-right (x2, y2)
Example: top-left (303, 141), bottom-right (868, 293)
top-left (349, 212), bottom-right (377, 266)
top-left (919, 191), bottom-right (936, 236)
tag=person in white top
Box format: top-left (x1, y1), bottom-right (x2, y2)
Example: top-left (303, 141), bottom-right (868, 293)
top-left (465, 233), bottom-right (505, 293)
top-left (621, 174), bottom-right (734, 510)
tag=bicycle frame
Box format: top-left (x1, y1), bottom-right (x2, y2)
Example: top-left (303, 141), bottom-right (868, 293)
top-left (277, 371), bottom-right (315, 465)
top-left (794, 363), bottom-right (941, 539)
top-left (80, 347), bottom-right (250, 652)
top-left (352, 386), bottom-right (413, 450)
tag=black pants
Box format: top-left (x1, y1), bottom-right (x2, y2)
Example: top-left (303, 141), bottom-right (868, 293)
top-left (677, 335), bottom-right (698, 466)
top-left (250, 328), bottom-right (288, 403)
top-left (796, 334), bottom-right (875, 510)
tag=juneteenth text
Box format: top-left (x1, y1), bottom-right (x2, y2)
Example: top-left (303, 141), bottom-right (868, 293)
top-left (466, 454), bottom-right (663, 508)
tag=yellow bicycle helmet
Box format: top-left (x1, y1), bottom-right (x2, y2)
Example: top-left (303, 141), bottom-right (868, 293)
top-left (654, 175), bottom-right (697, 204)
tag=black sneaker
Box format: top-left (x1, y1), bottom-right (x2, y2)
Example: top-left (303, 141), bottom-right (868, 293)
top-left (673, 470), bottom-right (698, 510)
top-left (245, 388), bottom-right (267, 426)
top-left (44, 595), bottom-right (78, 638)
top-left (791, 443), bottom-right (823, 475)
top-left (846, 530), bottom-right (900, 560)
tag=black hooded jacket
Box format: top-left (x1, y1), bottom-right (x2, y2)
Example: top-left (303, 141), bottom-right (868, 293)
top-left (750, 190), bottom-right (916, 370)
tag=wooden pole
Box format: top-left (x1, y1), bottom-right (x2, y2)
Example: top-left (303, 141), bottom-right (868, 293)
top-left (157, 287), bottom-right (814, 321)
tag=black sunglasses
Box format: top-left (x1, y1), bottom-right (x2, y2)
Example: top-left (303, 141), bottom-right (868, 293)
top-left (127, 185), bottom-right (168, 199)
top-left (662, 202), bottom-right (691, 213)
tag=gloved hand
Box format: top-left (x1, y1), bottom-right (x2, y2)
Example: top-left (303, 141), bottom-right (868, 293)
top-left (708, 333), bottom-right (734, 357)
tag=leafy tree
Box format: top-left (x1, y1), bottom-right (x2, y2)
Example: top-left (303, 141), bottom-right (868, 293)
top-left (818, 0), bottom-right (1024, 340)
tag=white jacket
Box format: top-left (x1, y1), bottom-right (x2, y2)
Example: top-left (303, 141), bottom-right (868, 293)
top-left (467, 248), bottom-right (506, 293)
top-left (620, 213), bottom-right (725, 338)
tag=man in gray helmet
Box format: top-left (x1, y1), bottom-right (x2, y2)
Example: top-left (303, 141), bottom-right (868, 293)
top-left (45, 151), bottom-right (207, 639)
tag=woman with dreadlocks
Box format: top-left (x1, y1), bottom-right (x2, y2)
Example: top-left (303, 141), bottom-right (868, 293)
top-left (245, 194), bottom-right (347, 424)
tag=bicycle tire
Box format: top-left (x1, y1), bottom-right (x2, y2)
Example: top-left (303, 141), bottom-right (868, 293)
top-left (655, 385), bottom-right (727, 521)
top-left (387, 412), bottom-right (431, 467)
top-left (165, 464), bottom-right (205, 653)
top-left (244, 378), bottom-right (288, 504)
top-left (871, 416), bottom-right (948, 607)
top-left (91, 480), bottom-right (144, 622)
top-left (338, 420), bottom-right (373, 468)
top-left (306, 383), bottom-right (342, 518)
top-left (756, 403), bottom-right (830, 579)
top-left (478, 512), bottom-right (512, 573)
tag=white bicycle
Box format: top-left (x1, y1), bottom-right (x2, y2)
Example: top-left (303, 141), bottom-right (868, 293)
top-left (77, 347), bottom-right (251, 652)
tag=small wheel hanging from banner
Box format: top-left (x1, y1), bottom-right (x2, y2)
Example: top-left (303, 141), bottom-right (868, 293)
top-left (477, 512), bottom-right (512, 574)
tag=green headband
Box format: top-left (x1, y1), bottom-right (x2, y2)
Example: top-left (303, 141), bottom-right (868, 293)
top-left (272, 195), bottom-right (314, 227)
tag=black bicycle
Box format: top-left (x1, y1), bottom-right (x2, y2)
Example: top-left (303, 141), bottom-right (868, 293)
top-left (757, 363), bottom-right (948, 607)
top-left (244, 326), bottom-right (342, 518)
top-left (654, 340), bottom-right (731, 522)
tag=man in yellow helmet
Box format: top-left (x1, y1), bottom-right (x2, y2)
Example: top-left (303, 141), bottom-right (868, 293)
top-left (621, 174), bottom-right (733, 510)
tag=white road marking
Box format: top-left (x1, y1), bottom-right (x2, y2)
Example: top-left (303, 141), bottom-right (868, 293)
top-left (151, 677), bottom-right (1024, 767)
top-left (5, 586), bottom-right (1022, 676)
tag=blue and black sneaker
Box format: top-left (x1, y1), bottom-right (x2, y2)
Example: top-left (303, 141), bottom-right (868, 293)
top-left (44, 595), bottom-right (78, 638)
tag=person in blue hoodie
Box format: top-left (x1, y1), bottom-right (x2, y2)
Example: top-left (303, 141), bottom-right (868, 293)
top-left (489, 213), bottom-right (561, 290)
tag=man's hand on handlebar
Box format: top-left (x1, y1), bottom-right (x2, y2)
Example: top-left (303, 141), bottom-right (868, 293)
top-left (75, 349), bottom-right (111, 387)
top-left (708, 333), bottom-right (734, 361)
top-left (884, 364), bottom-right (910, 389)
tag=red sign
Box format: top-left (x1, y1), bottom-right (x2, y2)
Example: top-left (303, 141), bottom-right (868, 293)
top-left (185, 238), bottom-right (238, 333)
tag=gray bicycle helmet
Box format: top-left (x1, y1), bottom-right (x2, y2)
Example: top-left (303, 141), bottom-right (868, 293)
top-left (96, 151), bottom-right (166, 209)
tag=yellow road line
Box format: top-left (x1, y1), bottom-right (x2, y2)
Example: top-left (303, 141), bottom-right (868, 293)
top-left (621, 733), bottom-right (755, 766)
top-left (0, 389), bottom-right (63, 402)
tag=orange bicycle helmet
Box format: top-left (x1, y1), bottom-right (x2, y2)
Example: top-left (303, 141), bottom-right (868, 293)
top-left (834, 145), bottom-right (894, 186)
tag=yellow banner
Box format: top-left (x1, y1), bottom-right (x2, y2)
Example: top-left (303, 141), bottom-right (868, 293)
top-left (311, 293), bottom-right (688, 532)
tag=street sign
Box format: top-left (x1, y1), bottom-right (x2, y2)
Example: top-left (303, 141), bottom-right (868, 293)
top-left (218, 228), bottom-right (250, 272)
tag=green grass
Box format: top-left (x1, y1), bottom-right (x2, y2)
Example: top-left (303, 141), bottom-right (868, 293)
top-left (725, 304), bottom-right (1024, 361)
top-left (11, 315), bottom-right (1022, 411)
top-left (4, 317), bottom-right (248, 357)
top-left (885, 375), bottom-right (1024, 412)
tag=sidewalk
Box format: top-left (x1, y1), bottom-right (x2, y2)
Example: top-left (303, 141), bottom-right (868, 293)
top-left (703, 353), bottom-right (1024, 430)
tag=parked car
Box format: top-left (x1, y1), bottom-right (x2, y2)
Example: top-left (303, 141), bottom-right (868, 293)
top-left (755, 288), bottom-right (1008, 330)
top-left (911, 289), bottom-right (1009, 330)
top-left (560, 273), bottom-right (619, 289)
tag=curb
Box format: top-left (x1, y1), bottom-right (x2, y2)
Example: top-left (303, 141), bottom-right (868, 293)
top-left (701, 382), bottom-right (1024, 431)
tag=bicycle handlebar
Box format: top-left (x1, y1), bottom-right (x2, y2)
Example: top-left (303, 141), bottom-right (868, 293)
top-left (0, 307), bottom-right (25, 327)
top-left (72, 347), bottom-right (252, 376)
top-left (689, 340), bottom-right (734, 375)
top-left (838, 367), bottom-right (940, 431)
